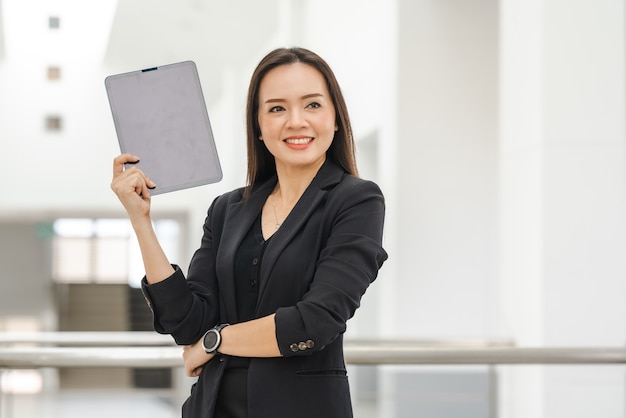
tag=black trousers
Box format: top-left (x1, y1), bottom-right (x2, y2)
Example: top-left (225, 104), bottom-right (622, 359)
top-left (214, 368), bottom-right (248, 418)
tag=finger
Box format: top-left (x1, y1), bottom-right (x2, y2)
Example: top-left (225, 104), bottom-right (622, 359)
top-left (185, 365), bottom-right (202, 377)
top-left (112, 154), bottom-right (140, 177)
top-left (111, 154), bottom-right (156, 191)
top-left (137, 179), bottom-right (153, 201)
top-left (111, 164), bottom-right (155, 195)
top-left (129, 167), bottom-right (156, 190)
top-left (110, 167), bottom-right (144, 196)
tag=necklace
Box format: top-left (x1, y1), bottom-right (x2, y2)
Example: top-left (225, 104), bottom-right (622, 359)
top-left (271, 194), bottom-right (282, 231)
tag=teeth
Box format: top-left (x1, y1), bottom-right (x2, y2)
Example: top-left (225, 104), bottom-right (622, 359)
top-left (285, 138), bottom-right (312, 145)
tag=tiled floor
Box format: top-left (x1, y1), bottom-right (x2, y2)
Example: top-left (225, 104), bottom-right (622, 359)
top-left (1, 390), bottom-right (179, 418)
top-left (1, 390), bottom-right (377, 418)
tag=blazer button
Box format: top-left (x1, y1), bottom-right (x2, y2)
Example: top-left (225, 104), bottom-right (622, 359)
top-left (306, 340), bottom-right (315, 349)
top-left (298, 342), bottom-right (307, 351)
top-left (290, 343), bottom-right (299, 352)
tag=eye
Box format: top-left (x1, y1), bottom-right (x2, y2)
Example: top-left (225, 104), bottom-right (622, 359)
top-left (306, 102), bottom-right (321, 109)
top-left (269, 105), bottom-right (285, 113)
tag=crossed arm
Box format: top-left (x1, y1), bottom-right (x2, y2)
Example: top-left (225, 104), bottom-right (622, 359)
top-left (111, 154), bottom-right (280, 376)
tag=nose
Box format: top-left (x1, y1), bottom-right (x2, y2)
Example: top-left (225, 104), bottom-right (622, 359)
top-left (286, 108), bottom-right (307, 128)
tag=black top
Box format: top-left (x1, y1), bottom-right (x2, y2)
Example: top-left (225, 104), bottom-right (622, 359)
top-left (228, 214), bottom-right (269, 369)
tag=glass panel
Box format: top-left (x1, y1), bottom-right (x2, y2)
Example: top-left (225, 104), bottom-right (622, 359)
top-left (94, 237), bottom-right (129, 283)
top-left (127, 234), bottom-right (143, 289)
top-left (0, 317), bottom-right (44, 395)
top-left (0, 316), bottom-right (41, 332)
top-left (53, 219), bottom-right (94, 238)
top-left (94, 219), bottom-right (132, 238)
top-left (0, 370), bottom-right (43, 394)
top-left (49, 218), bottom-right (181, 286)
top-left (155, 220), bottom-right (180, 261)
top-left (52, 238), bottom-right (91, 282)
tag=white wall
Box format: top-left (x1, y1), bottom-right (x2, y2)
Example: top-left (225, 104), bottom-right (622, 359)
top-left (499, 0), bottom-right (626, 417)
top-left (395, 0), bottom-right (500, 338)
top-left (0, 1), bottom-right (118, 212)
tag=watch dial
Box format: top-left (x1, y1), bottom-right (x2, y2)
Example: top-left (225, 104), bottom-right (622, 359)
top-left (204, 330), bottom-right (218, 350)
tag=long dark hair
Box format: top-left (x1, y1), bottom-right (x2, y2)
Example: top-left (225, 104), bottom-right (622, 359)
top-left (244, 47), bottom-right (357, 198)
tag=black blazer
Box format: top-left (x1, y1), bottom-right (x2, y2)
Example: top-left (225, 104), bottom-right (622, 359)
top-left (142, 160), bottom-right (388, 418)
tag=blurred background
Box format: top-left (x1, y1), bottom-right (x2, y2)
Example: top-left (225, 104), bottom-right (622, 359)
top-left (0, 0), bottom-right (625, 417)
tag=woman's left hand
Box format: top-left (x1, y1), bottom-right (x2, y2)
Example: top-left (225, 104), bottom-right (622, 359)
top-left (182, 339), bottom-right (214, 377)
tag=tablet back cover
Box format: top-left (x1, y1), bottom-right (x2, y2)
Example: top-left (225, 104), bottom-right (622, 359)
top-left (105, 61), bottom-right (222, 195)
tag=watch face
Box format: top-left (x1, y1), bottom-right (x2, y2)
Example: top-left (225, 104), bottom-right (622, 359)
top-left (203, 329), bottom-right (219, 352)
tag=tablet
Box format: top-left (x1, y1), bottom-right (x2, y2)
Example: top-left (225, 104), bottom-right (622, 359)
top-left (105, 61), bottom-right (222, 195)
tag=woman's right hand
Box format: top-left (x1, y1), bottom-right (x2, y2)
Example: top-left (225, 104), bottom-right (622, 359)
top-left (183, 340), bottom-right (215, 378)
top-left (110, 154), bottom-right (156, 224)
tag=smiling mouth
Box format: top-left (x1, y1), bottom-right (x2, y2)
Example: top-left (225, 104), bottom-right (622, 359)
top-left (284, 137), bottom-right (313, 145)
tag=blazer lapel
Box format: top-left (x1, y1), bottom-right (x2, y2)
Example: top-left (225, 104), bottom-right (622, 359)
top-left (257, 161), bottom-right (345, 305)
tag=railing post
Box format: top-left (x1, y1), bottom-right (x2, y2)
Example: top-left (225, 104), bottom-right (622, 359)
top-left (488, 365), bottom-right (498, 418)
top-left (0, 369), bottom-right (11, 418)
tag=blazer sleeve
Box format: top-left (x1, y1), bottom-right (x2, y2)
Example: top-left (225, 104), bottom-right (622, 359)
top-left (140, 196), bottom-right (225, 345)
top-left (274, 177), bottom-right (388, 357)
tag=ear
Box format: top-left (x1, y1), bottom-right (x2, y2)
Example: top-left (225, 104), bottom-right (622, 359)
top-left (259, 136), bottom-right (264, 141)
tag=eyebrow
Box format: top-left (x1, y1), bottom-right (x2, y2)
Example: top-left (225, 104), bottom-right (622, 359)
top-left (264, 93), bottom-right (324, 104)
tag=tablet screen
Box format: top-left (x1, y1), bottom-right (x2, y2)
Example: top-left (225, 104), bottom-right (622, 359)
top-left (105, 61), bottom-right (222, 195)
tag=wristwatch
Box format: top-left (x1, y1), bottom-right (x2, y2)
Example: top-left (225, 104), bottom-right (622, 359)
top-left (202, 323), bottom-right (229, 354)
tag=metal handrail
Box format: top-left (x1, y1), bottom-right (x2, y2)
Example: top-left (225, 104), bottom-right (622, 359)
top-left (2, 346), bottom-right (626, 368)
top-left (0, 333), bottom-right (625, 368)
top-left (0, 331), bottom-right (174, 346)
top-left (0, 332), bottom-right (514, 347)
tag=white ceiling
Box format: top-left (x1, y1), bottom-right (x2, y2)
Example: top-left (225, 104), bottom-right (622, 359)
top-left (103, 0), bottom-right (281, 107)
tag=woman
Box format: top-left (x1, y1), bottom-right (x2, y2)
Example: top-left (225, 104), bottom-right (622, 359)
top-left (111, 47), bottom-right (387, 418)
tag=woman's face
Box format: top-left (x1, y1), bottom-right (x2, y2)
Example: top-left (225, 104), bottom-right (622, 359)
top-left (257, 63), bottom-right (336, 174)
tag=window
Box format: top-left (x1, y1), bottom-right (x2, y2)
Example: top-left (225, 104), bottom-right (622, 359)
top-left (47, 66), bottom-right (61, 81)
top-left (52, 218), bottom-right (181, 287)
top-left (48, 16), bottom-right (60, 29)
top-left (45, 115), bottom-right (62, 131)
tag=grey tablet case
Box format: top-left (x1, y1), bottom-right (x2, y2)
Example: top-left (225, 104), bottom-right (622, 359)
top-left (105, 61), bottom-right (222, 195)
